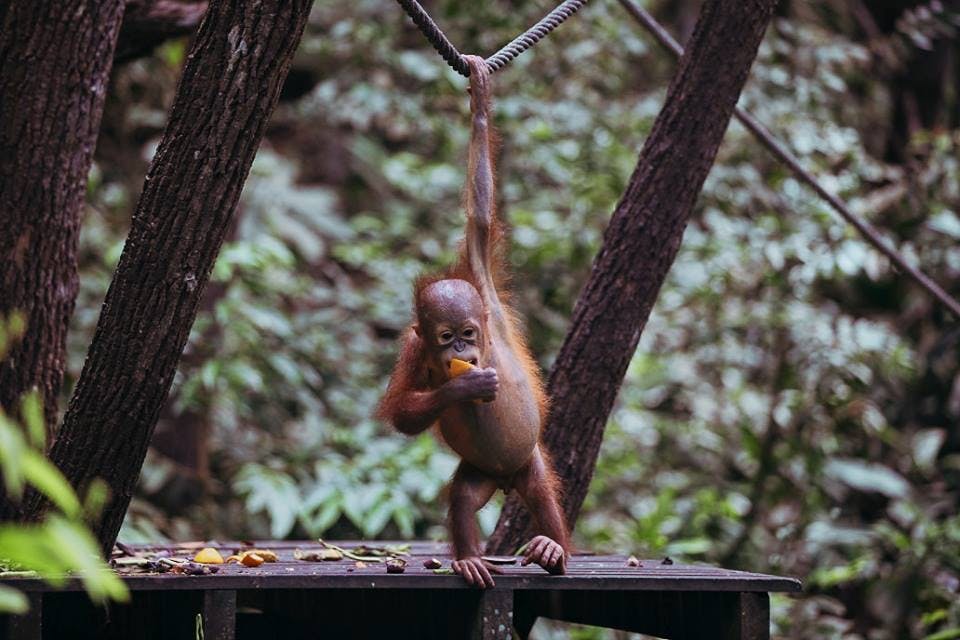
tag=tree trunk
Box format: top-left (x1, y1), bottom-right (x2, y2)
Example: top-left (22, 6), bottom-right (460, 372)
top-left (0, 0), bottom-right (124, 436)
top-left (24, 0), bottom-right (312, 556)
top-left (487, 0), bottom-right (778, 554)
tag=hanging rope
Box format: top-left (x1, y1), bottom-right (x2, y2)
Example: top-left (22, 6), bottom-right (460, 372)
top-left (394, 0), bottom-right (469, 75)
top-left (394, 0), bottom-right (590, 77)
top-left (485, 0), bottom-right (590, 73)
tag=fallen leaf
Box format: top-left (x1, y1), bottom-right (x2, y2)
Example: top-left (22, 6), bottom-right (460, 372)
top-left (294, 548), bottom-right (342, 562)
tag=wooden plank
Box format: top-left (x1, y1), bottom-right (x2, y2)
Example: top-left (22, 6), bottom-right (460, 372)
top-left (471, 589), bottom-right (513, 640)
top-left (3, 543), bottom-right (802, 597)
top-left (6, 591), bottom-right (41, 640)
top-left (3, 561), bottom-right (800, 594)
top-left (0, 571), bottom-right (800, 594)
top-left (201, 590), bottom-right (236, 640)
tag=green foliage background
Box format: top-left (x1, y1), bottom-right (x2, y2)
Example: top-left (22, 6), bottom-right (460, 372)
top-left (65, 1), bottom-right (960, 637)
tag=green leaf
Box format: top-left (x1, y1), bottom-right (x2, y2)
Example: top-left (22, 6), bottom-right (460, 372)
top-left (922, 609), bottom-right (948, 627)
top-left (362, 497), bottom-right (394, 538)
top-left (0, 416), bottom-right (26, 500)
top-left (83, 479), bottom-right (110, 520)
top-left (157, 40), bottom-right (186, 67)
top-left (824, 459), bottom-right (910, 499)
top-left (20, 391), bottom-right (45, 449)
top-left (44, 517), bottom-right (128, 604)
top-left (235, 465), bottom-right (300, 538)
top-left (0, 526), bottom-right (70, 583)
top-left (393, 505), bottom-right (415, 539)
top-left (665, 538), bottom-right (711, 556)
top-left (306, 498), bottom-right (342, 536)
top-left (913, 429), bottom-right (945, 471)
top-left (21, 452), bottom-right (81, 518)
top-left (0, 585), bottom-right (28, 615)
top-left (808, 558), bottom-right (869, 588)
top-left (6, 311), bottom-right (26, 340)
top-left (928, 210), bottom-right (960, 239)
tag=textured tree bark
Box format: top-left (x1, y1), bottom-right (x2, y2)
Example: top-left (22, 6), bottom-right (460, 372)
top-left (24, 0), bottom-right (312, 555)
top-left (487, 0), bottom-right (779, 554)
top-left (0, 0), bottom-right (124, 438)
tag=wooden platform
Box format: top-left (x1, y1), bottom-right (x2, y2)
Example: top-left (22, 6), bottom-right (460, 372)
top-left (1, 540), bottom-right (801, 639)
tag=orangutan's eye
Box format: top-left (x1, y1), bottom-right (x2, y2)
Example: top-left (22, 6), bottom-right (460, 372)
top-left (462, 327), bottom-right (476, 339)
top-left (439, 331), bottom-right (454, 343)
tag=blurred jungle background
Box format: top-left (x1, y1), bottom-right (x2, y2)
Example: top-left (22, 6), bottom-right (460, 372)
top-left (52, 0), bottom-right (960, 637)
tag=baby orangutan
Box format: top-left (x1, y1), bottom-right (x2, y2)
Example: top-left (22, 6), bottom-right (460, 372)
top-left (378, 55), bottom-right (569, 588)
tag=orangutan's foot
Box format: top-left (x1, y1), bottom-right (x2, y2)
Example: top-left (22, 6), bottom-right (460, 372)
top-left (521, 535), bottom-right (567, 575)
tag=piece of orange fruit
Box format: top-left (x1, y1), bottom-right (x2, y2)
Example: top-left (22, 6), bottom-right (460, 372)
top-left (449, 358), bottom-right (488, 404)
top-left (240, 553), bottom-right (265, 567)
top-left (449, 358), bottom-right (475, 377)
top-left (246, 549), bottom-right (278, 562)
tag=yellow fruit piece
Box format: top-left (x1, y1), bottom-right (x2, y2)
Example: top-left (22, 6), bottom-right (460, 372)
top-left (193, 548), bottom-right (224, 564)
top-left (240, 552), bottom-right (265, 567)
top-left (225, 555), bottom-right (241, 564)
top-left (245, 549), bottom-right (278, 562)
top-left (449, 358), bottom-right (475, 378)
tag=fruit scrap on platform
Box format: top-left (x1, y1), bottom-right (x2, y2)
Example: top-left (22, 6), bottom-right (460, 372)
top-left (193, 548), bottom-right (224, 564)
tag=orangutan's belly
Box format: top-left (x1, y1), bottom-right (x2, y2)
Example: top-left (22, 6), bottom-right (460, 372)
top-left (439, 356), bottom-right (540, 477)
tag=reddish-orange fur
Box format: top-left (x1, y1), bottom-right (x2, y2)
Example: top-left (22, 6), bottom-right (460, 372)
top-left (377, 55), bottom-right (566, 588)
top-left (377, 133), bottom-right (547, 429)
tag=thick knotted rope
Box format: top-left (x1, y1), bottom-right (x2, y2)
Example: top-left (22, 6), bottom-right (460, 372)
top-left (394, 0), bottom-right (590, 76)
